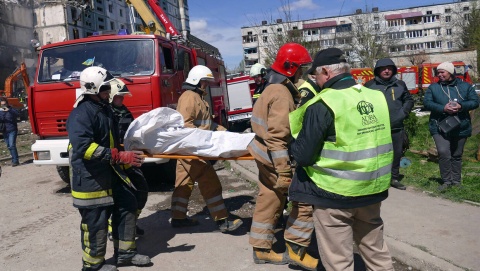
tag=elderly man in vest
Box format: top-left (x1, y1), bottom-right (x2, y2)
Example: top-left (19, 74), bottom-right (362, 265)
top-left (288, 48), bottom-right (394, 271)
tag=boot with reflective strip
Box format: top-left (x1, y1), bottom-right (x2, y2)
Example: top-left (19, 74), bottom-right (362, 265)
top-left (285, 241), bottom-right (318, 271)
top-left (253, 247), bottom-right (288, 265)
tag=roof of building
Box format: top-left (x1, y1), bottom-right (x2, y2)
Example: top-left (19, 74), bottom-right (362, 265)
top-left (303, 20), bottom-right (337, 29)
top-left (385, 11), bottom-right (423, 20)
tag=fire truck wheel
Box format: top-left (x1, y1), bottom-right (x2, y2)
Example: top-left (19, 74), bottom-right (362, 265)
top-left (56, 166), bottom-right (70, 184)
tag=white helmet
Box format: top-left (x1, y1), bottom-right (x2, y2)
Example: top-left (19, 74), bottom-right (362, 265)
top-left (185, 65), bottom-right (215, 85)
top-left (108, 79), bottom-right (132, 103)
top-left (74, 66), bottom-right (117, 108)
top-left (250, 63), bottom-right (267, 77)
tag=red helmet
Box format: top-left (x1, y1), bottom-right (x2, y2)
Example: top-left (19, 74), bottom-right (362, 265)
top-left (271, 43), bottom-right (312, 77)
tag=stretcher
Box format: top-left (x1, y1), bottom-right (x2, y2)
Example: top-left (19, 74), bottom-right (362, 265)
top-left (141, 152), bottom-right (255, 160)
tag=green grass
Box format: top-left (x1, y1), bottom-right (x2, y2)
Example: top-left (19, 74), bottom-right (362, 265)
top-left (402, 115), bottom-right (480, 203)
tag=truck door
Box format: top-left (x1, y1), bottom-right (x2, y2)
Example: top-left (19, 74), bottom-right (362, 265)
top-left (158, 43), bottom-right (179, 109)
top-left (399, 72), bottom-right (417, 94)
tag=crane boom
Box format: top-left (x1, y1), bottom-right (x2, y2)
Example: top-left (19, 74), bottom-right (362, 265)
top-left (126, 0), bottom-right (166, 36)
top-left (147, 0), bottom-right (180, 37)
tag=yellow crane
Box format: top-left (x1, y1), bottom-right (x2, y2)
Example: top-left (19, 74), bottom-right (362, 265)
top-left (126, 0), bottom-right (166, 36)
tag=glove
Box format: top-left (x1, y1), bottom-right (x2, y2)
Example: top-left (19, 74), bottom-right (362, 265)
top-left (274, 171), bottom-right (292, 195)
top-left (111, 148), bottom-right (144, 167)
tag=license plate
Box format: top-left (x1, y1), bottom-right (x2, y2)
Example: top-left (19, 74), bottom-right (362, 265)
top-left (228, 112), bottom-right (252, 121)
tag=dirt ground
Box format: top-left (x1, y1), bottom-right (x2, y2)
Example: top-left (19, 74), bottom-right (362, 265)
top-left (0, 121), bottom-right (37, 163)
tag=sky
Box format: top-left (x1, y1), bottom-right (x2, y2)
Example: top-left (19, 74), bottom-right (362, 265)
top-left (188, 0), bottom-right (455, 70)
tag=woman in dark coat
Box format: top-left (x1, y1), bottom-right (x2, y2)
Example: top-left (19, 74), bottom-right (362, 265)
top-left (0, 97), bottom-right (19, 166)
top-left (423, 62), bottom-right (479, 190)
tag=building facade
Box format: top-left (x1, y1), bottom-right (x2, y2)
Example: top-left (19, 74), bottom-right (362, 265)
top-left (0, 0), bottom-right (190, 89)
top-left (241, 0), bottom-right (477, 72)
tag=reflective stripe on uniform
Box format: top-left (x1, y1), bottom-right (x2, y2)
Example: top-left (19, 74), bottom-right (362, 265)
top-left (312, 163), bottom-right (392, 181)
top-left (209, 203), bottom-right (226, 213)
top-left (205, 195), bottom-right (223, 205)
top-left (72, 189), bottom-right (112, 199)
top-left (172, 197), bottom-right (189, 204)
top-left (249, 231), bottom-right (274, 240)
top-left (250, 115), bottom-right (267, 131)
top-left (73, 197), bottom-right (114, 207)
top-left (248, 141), bottom-right (272, 163)
top-left (113, 239), bottom-right (136, 251)
top-left (251, 221), bottom-right (275, 230)
top-left (287, 216), bottom-right (314, 229)
top-left (285, 227), bottom-right (313, 239)
top-left (83, 251), bottom-right (104, 265)
top-left (252, 94), bottom-right (261, 98)
top-left (271, 149), bottom-right (289, 159)
top-left (82, 223), bottom-right (90, 254)
top-left (321, 143), bottom-right (392, 161)
top-left (84, 143), bottom-right (100, 160)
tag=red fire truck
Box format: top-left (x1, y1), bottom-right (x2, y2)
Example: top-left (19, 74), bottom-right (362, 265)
top-left (351, 61), bottom-right (472, 96)
top-left (225, 74), bottom-right (255, 126)
top-left (418, 61), bottom-right (472, 90)
top-left (351, 68), bottom-right (374, 85)
top-left (29, 32), bottom-right (229, 182)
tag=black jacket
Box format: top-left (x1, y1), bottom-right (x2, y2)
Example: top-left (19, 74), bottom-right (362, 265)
top-left (111, 104), bottom-right (134, 144)
top-left (364, 58), bottom-right (414, 131)
top-left (289, 72), bottom-right (388, 209)
top-left (0, 106), bottom-right (19, 133)
top-left (67, 98), bottom-right (119, 208)
top-left (298, 78), bottom-right (321, 107)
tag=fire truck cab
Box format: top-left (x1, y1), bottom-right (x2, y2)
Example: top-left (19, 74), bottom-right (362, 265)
top-left (29, 33), bottom-right (228, 175)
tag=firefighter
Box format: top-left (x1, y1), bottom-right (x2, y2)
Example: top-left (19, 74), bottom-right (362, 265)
top-left (289, 48), bottom-right (394, 271)
top-left (67, 66), bottom-right (150, 271)
top-left (281, 64), bottom-right (323, 271)
top-left (297, 69), bottom-right (322, 107)
top-left (170, 65), bottom-right (243, 232)
top-left (107, 80), bottom-right (149, 239)
top-left (248, 43), bottom-right (316, 267)
top-left (250, 63), bottom-right (268, 105)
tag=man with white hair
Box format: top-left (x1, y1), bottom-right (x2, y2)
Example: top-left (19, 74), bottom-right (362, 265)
top-left (288, 48), bottom-right (394, 271)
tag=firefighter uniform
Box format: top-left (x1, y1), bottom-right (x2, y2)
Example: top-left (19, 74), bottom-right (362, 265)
top-left (111, 104), bottom-right (148, 222)
top-left (68, 99), bottom-right (139, 269)
top-left (171, 84), bottom-right (230, 222)
top-left (284, 78), bottom-right (320, 255)
top-left (248, 81), bottom-right (295, 249)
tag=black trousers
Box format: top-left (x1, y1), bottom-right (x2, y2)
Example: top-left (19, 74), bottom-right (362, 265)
top-left (126, 167), bottom-right (149, 212)
top-left (79, 206), bottom-right (112, 271)
top-left (432, 134), bottom-right (467, 185)
top-left (391, 129), bottom-right (404, 181)
top-left (111, 177), bottom-right (139, 261)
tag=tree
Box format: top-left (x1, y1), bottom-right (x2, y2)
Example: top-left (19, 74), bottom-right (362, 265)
top-left (347, 12), bottom-right (395, 68)
top-left (246, 0), bottom-right (320, 67)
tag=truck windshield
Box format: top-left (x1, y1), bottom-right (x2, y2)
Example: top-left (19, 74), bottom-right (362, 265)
top-left (38, 39), bottom-right (154, 82)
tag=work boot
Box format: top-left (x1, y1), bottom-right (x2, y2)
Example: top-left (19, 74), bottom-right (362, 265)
top-left (117, 253), bottom-right (151, 267)
top-left (217, 218), bottom-right (243, 233)
top-left (136, 225), bottom-right (144, 236)
top-left (171, 218), bottom-right (199, 228)
top-left (285, 241), bottom-right (318, 271)
top-left (391, 180), bottom-right (406, 190)
top-left (253, 247), bottom-right (287, 265)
